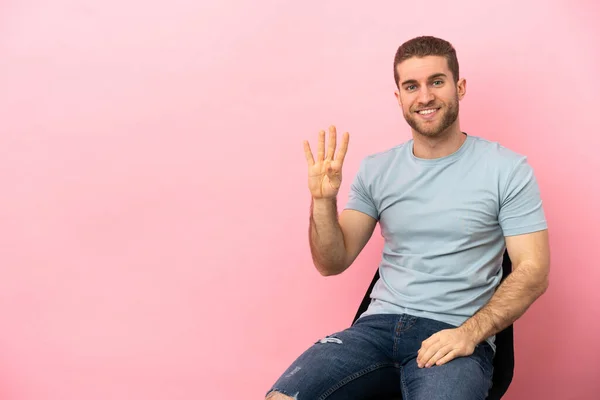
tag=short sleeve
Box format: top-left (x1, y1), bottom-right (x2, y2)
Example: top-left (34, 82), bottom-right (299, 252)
top-left (344, 159), bottom-right (379, 220)
top-left (499, 157), bottom-right (548, 236)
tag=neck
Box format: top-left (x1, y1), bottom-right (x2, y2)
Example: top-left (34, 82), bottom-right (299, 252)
top-left (412, 123), bottom-right (466, 159)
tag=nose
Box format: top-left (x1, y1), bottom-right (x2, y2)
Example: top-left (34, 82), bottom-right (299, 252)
top-left (417, 86), bottom-right (435, 105)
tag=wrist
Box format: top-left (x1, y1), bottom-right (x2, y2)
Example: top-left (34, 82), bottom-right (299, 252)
top-left (458, 320), bottom-right (485, 346)
top-left (312, 197), bottom-right (337, 208)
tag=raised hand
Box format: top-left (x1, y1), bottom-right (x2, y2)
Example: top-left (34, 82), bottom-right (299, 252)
top-left (304, 125), bottom-right (350, 200)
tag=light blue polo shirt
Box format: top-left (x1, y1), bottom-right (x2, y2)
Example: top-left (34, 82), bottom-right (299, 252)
top-left (345, 134), bottom-right (547, 350)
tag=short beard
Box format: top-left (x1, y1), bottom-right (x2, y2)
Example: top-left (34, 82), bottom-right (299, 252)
top-left (404, 95), bottom-right (459, 138)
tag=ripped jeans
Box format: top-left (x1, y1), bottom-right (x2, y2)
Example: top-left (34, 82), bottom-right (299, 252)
top-left (266, 314), bottom-right (494, 400)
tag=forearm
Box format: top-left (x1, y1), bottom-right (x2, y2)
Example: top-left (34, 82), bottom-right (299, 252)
top-left (309, 197), bottom-right (348, 276)
top-left (459, 261), bottom-right (549, 344)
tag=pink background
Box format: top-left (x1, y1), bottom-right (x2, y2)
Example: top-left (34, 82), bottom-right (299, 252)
top-left (1, 0), bottom-right (599, 399)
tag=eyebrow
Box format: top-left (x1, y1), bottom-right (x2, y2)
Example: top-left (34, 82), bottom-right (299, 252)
top-left (401, 73), bottom-right (448, 87)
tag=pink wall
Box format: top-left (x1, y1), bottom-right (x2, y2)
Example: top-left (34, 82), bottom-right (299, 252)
top-left (0, 1), bottom-right (598, 399)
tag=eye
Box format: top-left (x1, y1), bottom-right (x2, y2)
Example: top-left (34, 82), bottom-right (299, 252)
top-left (432, 80), bottom-right (444, 86)
top-left (405, 84), bottom-right (417, 92)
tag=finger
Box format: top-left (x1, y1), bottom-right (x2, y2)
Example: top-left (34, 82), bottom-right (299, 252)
top-left (426, 345), bottom-right (452, 368)
top-left (335, 132), bottom-right (350, 164)
top-left (326, 125), bottom-right (337, 160)
top-left (435, 349), bottom-right (459, 367)
top-left (303, 140), bottom-right (315, 166)
top-left (422, 333), bottom-right (440, 347)
top-left (317, 130), bottom-right (326, 162)
top-left (418, 334), bottom-right (439, 357)
top-left (418, 341), bottom-right (442, 368)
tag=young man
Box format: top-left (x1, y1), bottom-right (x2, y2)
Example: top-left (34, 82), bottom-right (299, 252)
top-left (266, 36), bottom-right (550, 400)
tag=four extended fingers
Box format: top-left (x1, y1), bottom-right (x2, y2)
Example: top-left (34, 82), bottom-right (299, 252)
top-left (305, 126), bottom-right (349, 166)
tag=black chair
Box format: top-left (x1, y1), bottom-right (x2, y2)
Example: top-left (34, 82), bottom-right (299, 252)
top-left (351, 250), bottom-right (514, 400)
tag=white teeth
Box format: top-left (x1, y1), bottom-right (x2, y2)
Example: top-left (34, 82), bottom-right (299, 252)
top-left (418, 109), bottom-right (437, 115)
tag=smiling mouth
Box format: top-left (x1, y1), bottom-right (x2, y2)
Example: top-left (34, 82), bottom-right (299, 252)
top-left (416, 107), bottom-right (440, 115)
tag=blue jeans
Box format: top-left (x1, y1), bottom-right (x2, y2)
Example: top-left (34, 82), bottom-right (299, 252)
top-left (266, 314), bottom-right (494, 400)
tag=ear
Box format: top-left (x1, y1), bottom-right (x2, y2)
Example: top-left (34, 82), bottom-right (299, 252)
top-left (457, 78), bottom-right (467, 100)
top-left (394, 89), bottom-right (403, 106)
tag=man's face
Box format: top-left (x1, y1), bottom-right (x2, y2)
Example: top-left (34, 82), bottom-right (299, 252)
top-left (394, 56), bottom-right (466, 138)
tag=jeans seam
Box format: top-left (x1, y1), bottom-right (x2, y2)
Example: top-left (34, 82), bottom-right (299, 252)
top-left (393, 315), bottom-right (417, 357)
top-left (397, 315), bottom-right (418, 333)
top-left (400, 365), bottom-right (409, 400)
top-left (318, 362), bottom-right (398, 400)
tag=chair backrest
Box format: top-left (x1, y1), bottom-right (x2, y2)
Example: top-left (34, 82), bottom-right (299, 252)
top-left (351, 249), bottom-right (514, 400)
